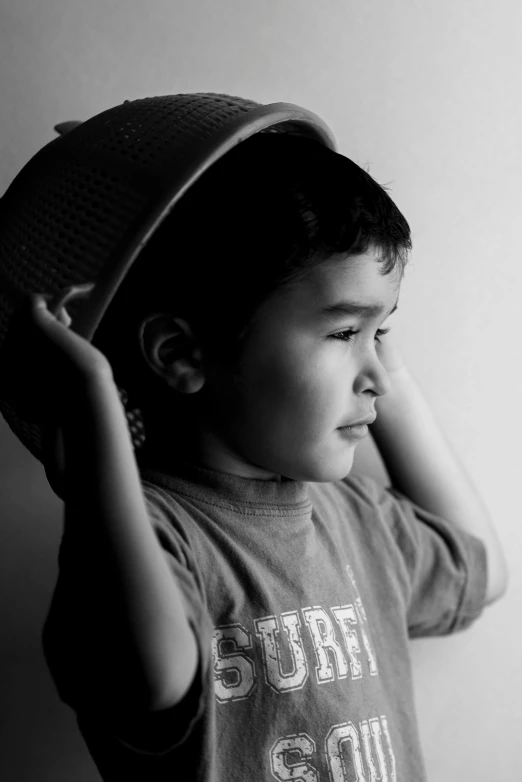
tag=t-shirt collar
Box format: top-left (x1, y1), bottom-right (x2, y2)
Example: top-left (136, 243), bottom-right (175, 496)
top-left (139, 456), bottom-right (311, 509)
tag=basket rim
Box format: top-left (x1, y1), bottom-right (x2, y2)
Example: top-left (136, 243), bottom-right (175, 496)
top-left (69, 100), bottom-right (337, 344)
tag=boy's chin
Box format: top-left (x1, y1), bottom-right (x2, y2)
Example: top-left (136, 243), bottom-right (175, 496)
top-left (290, 450), bottom-right (356, 484)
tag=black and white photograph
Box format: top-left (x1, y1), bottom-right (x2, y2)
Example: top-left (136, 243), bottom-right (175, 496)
top-left (0, 1), bottom-right (519, 780)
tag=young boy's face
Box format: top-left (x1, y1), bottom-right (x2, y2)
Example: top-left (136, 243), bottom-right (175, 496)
top-left (192, 247), bottom-right (401, 482)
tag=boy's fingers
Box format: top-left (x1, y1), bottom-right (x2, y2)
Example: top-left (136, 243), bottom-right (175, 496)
top-left (58, 309), bottom-right (72, 327)
top-left (31, 292), bottom-right (50, 307)
top-left (30, 293), bottom-right (53, 317)
top-left (30, 293), bottom-right (72, 327)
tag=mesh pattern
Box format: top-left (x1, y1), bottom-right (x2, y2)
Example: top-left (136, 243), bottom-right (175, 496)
top-left (0, 92), bottom-right (334, 466)
top-left (1, 161), bottom-right (147, 299)
top-left (84, 94), bottom-right (262, 169)
top-left (117, 387), bottom-right (146, 449)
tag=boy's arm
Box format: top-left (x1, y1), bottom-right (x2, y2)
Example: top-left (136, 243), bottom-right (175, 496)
top-left (52, 372), bottom-right (199, 713)
top-left (369, 337), bottom-right (508, 606)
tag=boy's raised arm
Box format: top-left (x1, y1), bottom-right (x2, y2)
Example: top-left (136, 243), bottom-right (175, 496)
top-left (20, 293), bottom-right (199, 715)
top-left (53, 372), bottom-right (199, 713)
top-left (371, 333), bottom-right (508, 606)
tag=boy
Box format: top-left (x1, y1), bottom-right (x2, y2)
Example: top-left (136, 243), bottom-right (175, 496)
top-left (26, 130), bottom-right (506, 781)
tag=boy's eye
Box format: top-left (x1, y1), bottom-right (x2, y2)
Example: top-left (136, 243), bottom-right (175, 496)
top-left (331, 327), bottom-right (391, 344)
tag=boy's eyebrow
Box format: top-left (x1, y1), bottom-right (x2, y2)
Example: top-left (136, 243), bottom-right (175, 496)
top-left (319, 298), bottom-right (399, 321)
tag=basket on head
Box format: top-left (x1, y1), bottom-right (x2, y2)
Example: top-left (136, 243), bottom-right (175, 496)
top-left (0, 92), bottom-right (337, 465)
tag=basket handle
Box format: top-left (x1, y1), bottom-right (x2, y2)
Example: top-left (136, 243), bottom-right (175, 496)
top-left (54, 121), bottom-right (83, 136)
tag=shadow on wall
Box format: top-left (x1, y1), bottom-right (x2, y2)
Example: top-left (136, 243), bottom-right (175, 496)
top-left (0, 417), bottom-right (100, 781)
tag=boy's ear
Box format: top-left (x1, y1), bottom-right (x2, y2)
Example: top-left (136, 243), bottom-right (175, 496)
top-left (138, 314), bottom-right (205, 394)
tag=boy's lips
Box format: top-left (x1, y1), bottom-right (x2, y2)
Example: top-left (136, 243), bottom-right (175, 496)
top-left (339, 413), bottom-right (376, 428)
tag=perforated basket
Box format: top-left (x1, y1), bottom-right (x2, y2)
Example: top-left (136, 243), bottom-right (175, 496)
top-left (0, 92), bottom-right (337, 467)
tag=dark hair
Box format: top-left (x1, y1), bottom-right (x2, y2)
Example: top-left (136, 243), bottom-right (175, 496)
top-left (93, 132), bottom-right (411, 435)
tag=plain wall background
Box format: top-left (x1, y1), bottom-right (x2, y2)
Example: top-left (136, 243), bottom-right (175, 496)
top-left (1, 1), bottom-right (521, 779)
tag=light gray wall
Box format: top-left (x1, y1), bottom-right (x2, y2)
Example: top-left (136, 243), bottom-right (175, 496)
top-left (1, 1), bottom-right (521, 779)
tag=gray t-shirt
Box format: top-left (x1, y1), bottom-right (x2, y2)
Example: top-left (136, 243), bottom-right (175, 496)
top-left (43, 459), bottom-right (488, 781)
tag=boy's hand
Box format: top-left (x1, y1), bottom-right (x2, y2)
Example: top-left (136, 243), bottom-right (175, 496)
top-left (1, 290), bottom-right (117, 499)
top-left (4, 292), bottom-right (114, 425)
top-left (376, 329), bottom-right (408, 377)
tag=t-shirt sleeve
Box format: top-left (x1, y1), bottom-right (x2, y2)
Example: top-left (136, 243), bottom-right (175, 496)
top-left (349, 475), bottom-right (489, 638)
top-left (42, 483), bottom-right (213, 757)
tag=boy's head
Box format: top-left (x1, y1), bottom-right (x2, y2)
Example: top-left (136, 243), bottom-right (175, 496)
top-left (92, 133), bottom-right (411, 482)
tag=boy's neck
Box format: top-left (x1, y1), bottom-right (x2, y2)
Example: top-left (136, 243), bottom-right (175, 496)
top-left (138, 429), bottom-right (283, 482)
